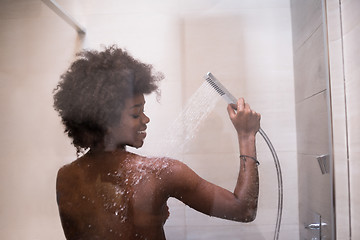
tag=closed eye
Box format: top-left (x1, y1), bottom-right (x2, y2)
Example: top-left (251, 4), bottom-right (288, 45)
top-left (131, 104), bottom-right (145, 119)
top-left (131, 109), bottom-right (145, 119)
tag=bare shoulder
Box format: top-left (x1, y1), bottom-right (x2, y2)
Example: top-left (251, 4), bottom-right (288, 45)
top-left (162, 158), bottom-right (199, 179)
top-left (144, 157), bottom-right (191, 178)
top-left (152, 157), bottom-right (202, 196)
top-left (56, 159), bottom-right (89, 204)
top-left (57, 160), bottom-right (83, 186)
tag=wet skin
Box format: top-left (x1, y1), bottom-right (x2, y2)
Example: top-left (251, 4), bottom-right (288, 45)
top-left (57, 151), bottom-right (172, 240)
top-left (56, 94), bottom-right (260, 240)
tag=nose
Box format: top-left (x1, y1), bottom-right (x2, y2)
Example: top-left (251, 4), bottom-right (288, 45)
top-left (142, 112), bottom-right (150, 124)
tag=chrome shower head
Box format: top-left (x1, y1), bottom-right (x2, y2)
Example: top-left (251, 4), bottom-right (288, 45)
top-left (204, 72), bottom-right (238, 105)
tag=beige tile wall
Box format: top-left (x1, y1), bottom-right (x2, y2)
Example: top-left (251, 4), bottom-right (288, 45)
top-left (341, 0), bottom-right (360, 239)
top-left (326, 0), bottom-right (360, 239)
top-left (0, 0), bottom-right (297, 239)
top-left (326, 0), bottom-right (351, 239)
top-left (291, 0), bottom-right (335, 239)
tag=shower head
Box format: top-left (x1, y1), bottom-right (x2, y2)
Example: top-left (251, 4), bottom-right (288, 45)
top-left (204, 72), bottom-right (238, 105)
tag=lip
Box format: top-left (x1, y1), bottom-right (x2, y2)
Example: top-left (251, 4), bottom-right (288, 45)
top-left (137, 129), bottom-right (147, 139)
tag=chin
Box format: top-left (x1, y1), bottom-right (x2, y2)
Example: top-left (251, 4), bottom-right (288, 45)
top-left (136, 143), bottom-right (144, 149)
top-left (129, 141), bottom-right (144, 149)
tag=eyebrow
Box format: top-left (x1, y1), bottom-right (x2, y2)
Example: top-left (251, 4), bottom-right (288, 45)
top-left (130, 102), bottom-right (145, 109)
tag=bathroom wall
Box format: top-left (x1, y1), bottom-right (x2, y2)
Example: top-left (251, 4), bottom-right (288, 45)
top-left (0, 0), bottom-right (297, 239)
top-left (291, 0), bottom-right (335, 239)
top-left (326, 0), bottom-right (360, 239)
top-left (290, 0), bottom-right (335, 239)
top-left (292, 0), bottom-right (360, 239)
top-left (339, 1), bottom-right (360, 238)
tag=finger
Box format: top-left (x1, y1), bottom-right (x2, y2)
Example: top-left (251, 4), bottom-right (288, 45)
top-left (253, 112), bottom-right (261, 122)
top-left (237, 98), bottom-right (245, 111)
top-left (229, 103), bottom-right (237, 111)
top-left (227, 104), bottom-right (236, 118)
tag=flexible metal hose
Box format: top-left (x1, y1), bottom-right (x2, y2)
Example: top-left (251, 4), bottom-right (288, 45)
top-left (259, 128), bottom-right (283, 240)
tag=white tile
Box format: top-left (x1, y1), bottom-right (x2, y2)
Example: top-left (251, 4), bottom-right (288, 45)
top-left (0, 0), bottom-right (41, 20)
top-left (164, 226), bottom-right (186, 240)
top-left (341, 0), bottom-right (360, 35)
top-left (343, 35), bottom-right (360, 154)
top-left (0, 215), bottom-right (65, 240)
top-left (185, 224), bottom-right (288, 240)
top-left (297, 153), bottom-right (333, 223)
top-left (277, 224), bottom-right (300, 240)
top-left (350, 152), bottom-right (360, 240)
top-left (326, 0), bottom-right (343, 42)
top-left (293, 25), bottom-right (328, 102)
top-left (326, 1), bottom-right (352, 238)
top-left (295, 91), bottom-right (331, 155)
top-left (165, 198), bottom-right (186, 227)
top-left (290, 0), bottom-right (323, 51)
top-left (182, 153), bottom-right (239, 190)
top-left (251, 151), bottom-right (299, 225)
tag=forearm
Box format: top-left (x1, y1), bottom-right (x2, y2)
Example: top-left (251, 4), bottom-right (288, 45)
top-left (234, 134), bottom-right (259, 220)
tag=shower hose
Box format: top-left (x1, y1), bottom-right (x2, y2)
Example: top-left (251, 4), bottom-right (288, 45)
top-left (259, 127), bottom-right (283, 240)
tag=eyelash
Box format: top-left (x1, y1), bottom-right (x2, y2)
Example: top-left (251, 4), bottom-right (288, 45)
top-left (132, 109), bottom-right (145, 119)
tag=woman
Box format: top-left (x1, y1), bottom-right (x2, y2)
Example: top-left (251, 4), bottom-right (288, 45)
top-left (53, 46), bottom-right (260, 240)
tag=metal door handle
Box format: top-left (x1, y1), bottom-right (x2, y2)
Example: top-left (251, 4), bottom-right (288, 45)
top-left (305, 222), bottom-right (327, 230)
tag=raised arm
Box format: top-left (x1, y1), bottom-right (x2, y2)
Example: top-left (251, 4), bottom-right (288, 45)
top-left (227, 97), bottom-right (260, 221)
top-left (164, 98), bottom-right (260, 222)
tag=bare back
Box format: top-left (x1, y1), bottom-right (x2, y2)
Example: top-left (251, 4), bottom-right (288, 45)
top-left (56, 151), bottom-right (171, 240)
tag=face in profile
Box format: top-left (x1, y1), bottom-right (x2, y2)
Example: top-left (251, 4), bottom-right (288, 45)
top-left (106, 94), bottom-right (150, 150)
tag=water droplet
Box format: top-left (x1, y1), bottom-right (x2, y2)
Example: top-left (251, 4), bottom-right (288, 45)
top-left (150, 81), bottom-right (220, 158)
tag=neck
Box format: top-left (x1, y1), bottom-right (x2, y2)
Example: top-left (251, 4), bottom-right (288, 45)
top-left (89, 145), bottom-right (126, 155)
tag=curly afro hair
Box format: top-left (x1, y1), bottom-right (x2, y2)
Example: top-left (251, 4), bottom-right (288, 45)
top-left (53, 46), bottom-right (163, 154)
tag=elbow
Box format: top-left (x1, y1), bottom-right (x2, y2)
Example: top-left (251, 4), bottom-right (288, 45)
top-left (233, 206), bottom-right (257, 223)
top-left (242, 208), bottom-right (257, 222)
top-left (226, 196), bottom-right (259, 222)
top-left (241, 196), bottom-right (259, 222)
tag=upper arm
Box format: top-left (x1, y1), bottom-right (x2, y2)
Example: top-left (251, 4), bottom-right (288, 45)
top-left (56, 166), bottom-right (84, 239)
top-left (162, 160), bottom-right (254, 222)
top-left (56, 166), bottom-right (78, 209)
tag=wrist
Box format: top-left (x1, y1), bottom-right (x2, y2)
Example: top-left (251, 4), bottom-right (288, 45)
top-left (237, 133), bottom-right (256, 142)
top-left (238, 134), bottom-right (256, 153)
top-left (240, 155), bottom-right (260, 166)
